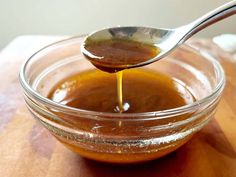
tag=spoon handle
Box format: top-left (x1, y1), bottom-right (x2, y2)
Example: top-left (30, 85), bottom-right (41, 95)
top-left (182, 0), bottom-right (236, 41)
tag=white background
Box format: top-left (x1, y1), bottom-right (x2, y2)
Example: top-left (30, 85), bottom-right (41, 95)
top-left (0, 0), bottom-right (235, 50)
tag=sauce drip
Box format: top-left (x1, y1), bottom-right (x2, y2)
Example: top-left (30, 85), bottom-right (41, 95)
top-left (83, 38), bottom-right (161, 112)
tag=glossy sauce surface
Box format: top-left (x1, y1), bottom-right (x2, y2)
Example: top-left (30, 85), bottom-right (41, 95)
top-left (48, 69), bottom-right (194, 113)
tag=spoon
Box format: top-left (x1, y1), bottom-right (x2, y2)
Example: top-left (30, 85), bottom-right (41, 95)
top-left (81, 0), bottom-right (236, 69)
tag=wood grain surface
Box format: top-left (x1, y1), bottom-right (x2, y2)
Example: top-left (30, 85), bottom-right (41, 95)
top-left (0, 36), bottom-right (236, 177)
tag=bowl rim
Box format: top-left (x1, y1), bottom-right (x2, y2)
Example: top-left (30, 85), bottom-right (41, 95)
top-left (19, 35), bottom-right (225, 120)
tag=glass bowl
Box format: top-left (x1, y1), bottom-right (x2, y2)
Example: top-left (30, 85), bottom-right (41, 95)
top-left (19, 35), bottom-right (225, 164)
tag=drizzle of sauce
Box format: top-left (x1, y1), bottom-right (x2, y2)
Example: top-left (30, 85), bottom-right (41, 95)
top-left (83, 38), bottom-right (161, 111)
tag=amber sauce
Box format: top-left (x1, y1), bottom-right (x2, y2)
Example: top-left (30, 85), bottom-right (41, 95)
top-left (48, 69), bottom-right (194, 113)
top-left (48, 38), bottom-right (196, 163)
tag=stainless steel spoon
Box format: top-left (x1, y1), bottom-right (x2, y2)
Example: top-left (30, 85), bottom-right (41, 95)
top-left (81, 0), bottom-right (236, 69)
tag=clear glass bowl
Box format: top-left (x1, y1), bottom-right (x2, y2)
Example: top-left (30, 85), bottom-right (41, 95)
top-left (19, 36), bottom-right (225, 164)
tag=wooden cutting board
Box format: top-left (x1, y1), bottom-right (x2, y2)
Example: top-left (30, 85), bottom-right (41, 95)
top-left (0, 36), bottom-right (236, 177)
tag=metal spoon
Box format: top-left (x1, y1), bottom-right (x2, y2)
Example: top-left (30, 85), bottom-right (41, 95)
top-left (81, 0), bottom-right (236, 69)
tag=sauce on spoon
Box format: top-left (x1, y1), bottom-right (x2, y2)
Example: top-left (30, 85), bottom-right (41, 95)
top-left (83, 38), bottom-right (160, 73)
